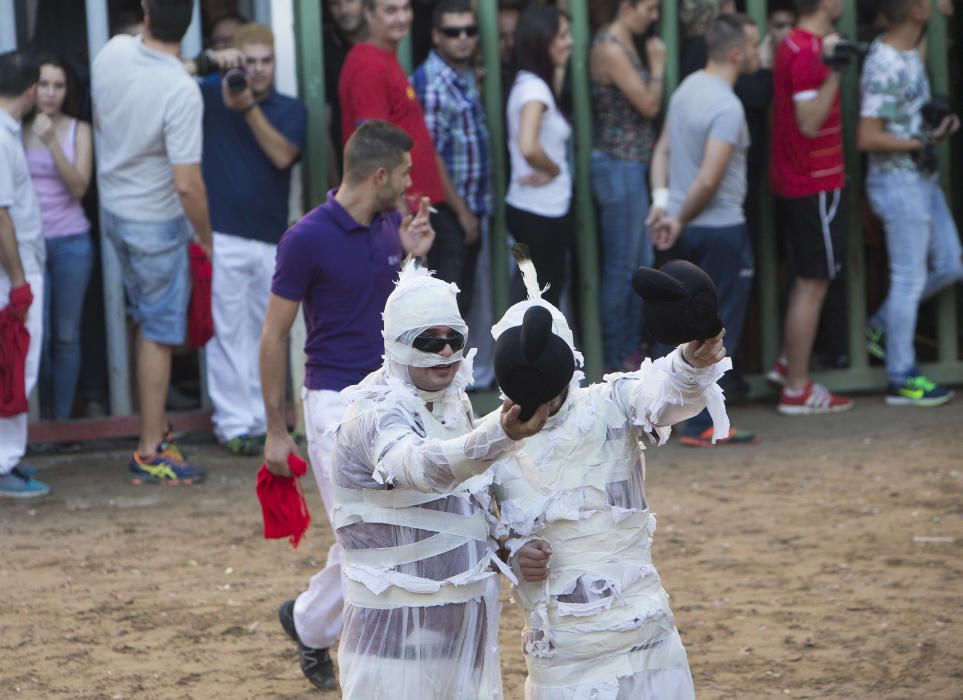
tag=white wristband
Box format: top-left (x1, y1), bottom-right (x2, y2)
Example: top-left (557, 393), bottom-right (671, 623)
top-left (652, 187), bottom-right (670, 210)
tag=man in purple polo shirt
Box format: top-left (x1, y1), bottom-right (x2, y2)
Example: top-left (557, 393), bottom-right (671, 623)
top-left (259, 120), bottom-right (434, 690)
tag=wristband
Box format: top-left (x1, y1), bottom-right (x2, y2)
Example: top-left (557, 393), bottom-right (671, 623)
top-left (8, 282), bottom-right (33, 314)
top-left (652, 187), bottom-right (670, 210)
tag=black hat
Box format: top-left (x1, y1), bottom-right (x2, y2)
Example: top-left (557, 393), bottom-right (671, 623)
top-left (631, 260), bottom-right (723, 346)
top-left (494, 305), bottom-right (575, 421)
top-left (492, 245), bottom-right (576, 421)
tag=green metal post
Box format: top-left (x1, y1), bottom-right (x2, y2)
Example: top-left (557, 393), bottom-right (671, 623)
top-left (477, 0), bottom-right (510, 317)
top-left (746, 0), bottom-right (780, 370)
top-left (926, 1), bottom-right (958, 364)
top-left (398, 34), bottom-right (413, 74)
top-left (660, 0), bottom-right (679, 94)
top-left (839, 3), bottom-right (869, 371)
top-left (294, 0), bottom-right (328, 208)
top-left (568, 0), bottom-right (603, 381)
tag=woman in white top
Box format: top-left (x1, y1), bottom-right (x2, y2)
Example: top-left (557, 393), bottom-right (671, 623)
top-left (505, 5), bottom-right (573, 307)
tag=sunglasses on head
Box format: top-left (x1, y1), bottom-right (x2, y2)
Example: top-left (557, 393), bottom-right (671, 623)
top-left (439, 25), bottom-right (479, 38)
top-left (412, 330), bottom-right (466, 354)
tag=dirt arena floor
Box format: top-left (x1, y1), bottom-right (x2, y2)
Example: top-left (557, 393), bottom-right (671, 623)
top-left (2, 397), bottom-right (962, 699)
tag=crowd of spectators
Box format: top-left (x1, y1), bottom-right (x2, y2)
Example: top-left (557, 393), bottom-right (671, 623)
top-left (0, 0), bottom-right (961, 498)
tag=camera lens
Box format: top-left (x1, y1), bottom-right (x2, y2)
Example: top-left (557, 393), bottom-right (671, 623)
top-left (225, 68), bottom-right (247, 94)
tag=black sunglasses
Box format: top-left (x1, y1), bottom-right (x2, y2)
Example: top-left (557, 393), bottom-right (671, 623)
top-left (438, 25), bottom-right (479, 38)
top-left (412, 331), bottom-right (466, 354)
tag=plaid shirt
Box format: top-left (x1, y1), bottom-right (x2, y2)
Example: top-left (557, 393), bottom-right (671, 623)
top-left (411, 51), bottom-right (492, 216)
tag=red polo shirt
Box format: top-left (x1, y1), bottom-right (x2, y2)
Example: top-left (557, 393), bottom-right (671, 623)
top-left (338, 43), bottom-right (446, 205)
top-left (770, 28), bottom-right (845, 198)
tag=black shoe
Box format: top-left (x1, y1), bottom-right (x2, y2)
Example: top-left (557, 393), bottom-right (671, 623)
top-left (278, 599), bottom-right (338, 690)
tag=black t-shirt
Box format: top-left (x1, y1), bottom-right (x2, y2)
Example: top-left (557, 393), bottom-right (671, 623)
top-left (324, 26), bottom-right (352, 173)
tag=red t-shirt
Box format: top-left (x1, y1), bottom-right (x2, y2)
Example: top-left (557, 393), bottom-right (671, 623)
top-left (770, 28), bottom-right (845, 198)
top-left (338, 43), bottom-right (446, 205)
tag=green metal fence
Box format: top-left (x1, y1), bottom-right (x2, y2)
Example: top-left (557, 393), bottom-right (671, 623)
top-left (293, 0), bottom-right (963, 392)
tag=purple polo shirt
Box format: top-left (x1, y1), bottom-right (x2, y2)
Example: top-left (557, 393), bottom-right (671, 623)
top-left (272, 190), bottom-right (403, 391)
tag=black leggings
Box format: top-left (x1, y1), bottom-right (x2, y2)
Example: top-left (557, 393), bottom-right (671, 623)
top-left (506, 204), bottom-right (572, 307)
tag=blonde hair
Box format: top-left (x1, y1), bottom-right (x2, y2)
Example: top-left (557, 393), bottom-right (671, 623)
top-left (233, 23), bottom-right (274, 49)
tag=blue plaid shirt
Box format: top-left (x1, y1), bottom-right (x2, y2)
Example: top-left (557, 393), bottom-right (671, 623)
top-left (411, 51), bottom-right (492, 217)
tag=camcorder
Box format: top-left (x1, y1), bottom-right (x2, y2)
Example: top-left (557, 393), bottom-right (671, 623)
top-left (822, 39), bottom-right (869, 69)
top-left (224, 67), bottom-right (248, 94)
top-left (914, 95), bottom-right (952, 175)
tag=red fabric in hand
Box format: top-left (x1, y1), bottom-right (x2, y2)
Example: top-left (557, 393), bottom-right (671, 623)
top-left (8, 283), bottom-right (33, 317)
top-left (187, 243), bottom-right (214, 348)
top-left (256, 453), bottom-right (311, 548)
top-left (0, 304), bottom-right (30, 417)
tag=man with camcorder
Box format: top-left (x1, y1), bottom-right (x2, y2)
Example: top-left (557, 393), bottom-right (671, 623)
top-left (200, 23), bottom-right (307, 455)
top-left (768, 0), bottom-right (854, 416)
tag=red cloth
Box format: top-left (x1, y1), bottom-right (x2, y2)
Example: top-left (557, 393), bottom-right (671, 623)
top-left (770, 28), bottom-right (845, 198)
top-left (338, 43), bottom-right (446, 205)
top-left (0, 284), bottom-right (32, 417)
top-left (256, 453), bottom-right (311, 548)
top-left (187, 243), bottom-right (214, 348)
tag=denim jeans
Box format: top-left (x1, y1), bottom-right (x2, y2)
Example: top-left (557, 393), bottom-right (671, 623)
top-left (591, 151), bottom-right (653, 368)
top-left (40, 232), bottom-right (94, 419)
top-left (866, 171), bottom-right (963, 383)
top-left (659, 222), bottom-right (754, 437)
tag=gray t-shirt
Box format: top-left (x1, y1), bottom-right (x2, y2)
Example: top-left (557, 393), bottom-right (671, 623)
top-left (667, 70), bottom-right (749, 227)
top-left (92, 35), bottom-right (203, 222)
top-left (0, 110), bottom-right (44, 274)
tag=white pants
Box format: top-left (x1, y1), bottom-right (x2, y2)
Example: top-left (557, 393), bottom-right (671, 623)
top-left (294, 387), bottom-right (348, 650)
top-left (206, 232), bottom-right (275, 441)
top-left (0, 271), bottom-right (44, 474)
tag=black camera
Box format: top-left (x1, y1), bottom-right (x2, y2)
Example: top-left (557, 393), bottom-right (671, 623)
top-left (224, 67), bottom-right (248, 94)
top-left (822, 39), bottom-right (870, 69)
top-left (921, 95), bottom-right (951, 130)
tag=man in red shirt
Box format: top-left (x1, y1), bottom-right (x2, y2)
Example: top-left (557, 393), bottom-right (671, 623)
top-left (768, 0), bottom-right (853, 415)
top-left (339, 0), bottom-right (472, 294)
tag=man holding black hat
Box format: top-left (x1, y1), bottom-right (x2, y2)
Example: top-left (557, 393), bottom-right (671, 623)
top-left (490, 253), bottom-right (730, 700)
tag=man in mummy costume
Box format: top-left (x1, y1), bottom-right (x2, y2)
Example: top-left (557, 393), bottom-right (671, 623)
top-left (329, 260), bottom-right (549, 699)
top-left (492, 255), bottom-right (732, 699)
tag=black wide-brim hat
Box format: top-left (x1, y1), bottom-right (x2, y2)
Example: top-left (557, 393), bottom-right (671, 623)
top-left (632, 260), bottom-right (723, 346)
top-left (494, 305), bottom-right (575, 421)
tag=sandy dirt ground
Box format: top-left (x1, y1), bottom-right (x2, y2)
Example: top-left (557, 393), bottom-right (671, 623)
top-left (2, 398), bottom-right (962, 700)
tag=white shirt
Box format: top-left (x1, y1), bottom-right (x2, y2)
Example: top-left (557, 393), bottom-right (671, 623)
top-left (91, 35), bottom-right (203, 222)
top-left (505, 71), bottom-right (572, 218)
top-left (0, 109), bottom-right (44, 274)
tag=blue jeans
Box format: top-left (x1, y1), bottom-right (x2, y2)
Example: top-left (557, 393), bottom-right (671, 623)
top-left (40, 232), bottom-right (94, 419)
top-left (866, 172), bottom-right (963, 383)
top-left (591, 151), bottom-right (653, 368)
top-left (102, 209), bottom-right (192, 345)
top-left (660, 222), bottom-right (754, 437)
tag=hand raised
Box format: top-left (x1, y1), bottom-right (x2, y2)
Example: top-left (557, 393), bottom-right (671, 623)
top-left (399, 196), bottom-right (435, 257)
top-left (500, 399), bottom-right (550, 441)
top-left (682, 329), bottom-right (727, 369)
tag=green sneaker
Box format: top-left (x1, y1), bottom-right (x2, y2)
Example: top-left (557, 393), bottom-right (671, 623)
top-left (866, 325), bottom-right (886, 361)
top-left (886, 375), bottom-right (954, 407)
top-left (223, 434), bottom-right (262, 456)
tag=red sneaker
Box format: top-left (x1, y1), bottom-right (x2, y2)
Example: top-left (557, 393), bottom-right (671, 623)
top-left (679, 426), bottom-right (759, 447)
top-left (778, 382), bottom-right (854, 415)
top-left (766, 357), bottom-right (788, 387)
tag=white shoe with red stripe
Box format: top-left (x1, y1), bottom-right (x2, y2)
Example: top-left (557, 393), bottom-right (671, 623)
top-left (778, 382), bottom-right (854, 415)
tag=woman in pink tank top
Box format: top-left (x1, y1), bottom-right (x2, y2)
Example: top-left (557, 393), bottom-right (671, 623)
top-left (23, 55), bottom-right (93, 420)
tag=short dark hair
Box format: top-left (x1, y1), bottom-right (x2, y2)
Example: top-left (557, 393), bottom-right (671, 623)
top-left (512, 5), bottom-right (570, 90)
top-left (344, 120), bottom-right (414, 183)
top-left (878, 0), bottom-right (917, 23)
top-left (706, 13), bottom-right (755, 63)
top-left (433, 0), bottom-right (474, 28)
top-left (0, 50), bottom-right (39, 98)
top-left (793, 0), bottom-right (822, 17)
top-left (145, 0), bottom-right (195, 43)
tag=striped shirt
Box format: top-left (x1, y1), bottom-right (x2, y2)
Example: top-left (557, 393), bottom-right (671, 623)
top-left (411, 51), bottom-right (492, 216)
